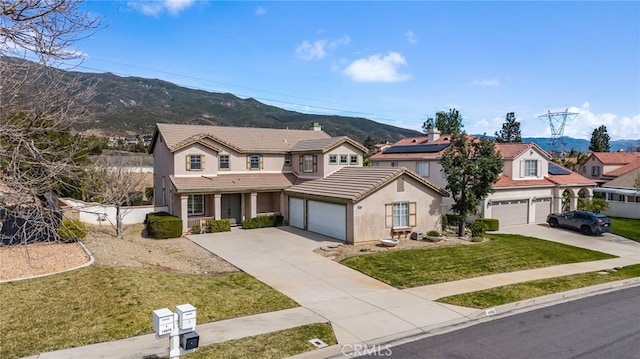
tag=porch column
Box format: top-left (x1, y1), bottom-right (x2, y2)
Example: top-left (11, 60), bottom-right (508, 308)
top-left (570, 194), bottom-right (579, 211)
top-left (180, 195), bottom-right (188, 232)
top-left (214, 193), bottom-right (222, 220)
top-left (250, 192), bottom-right (257, 218)
top-left (280, 192), bottom-right (287, 218)
top-left (552, 188), bottom-right (563, 213)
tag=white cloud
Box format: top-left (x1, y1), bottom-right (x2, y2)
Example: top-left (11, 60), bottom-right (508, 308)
top-left (559, 103), bottom-right (640, 140)
top-left (295, 36), bottom-right (350, 60)
top-left (255, 6), bottom-right (266, 16)
top-left (471, 78), bottom-right (500, 87)
top-left (343, 52), bottom-right (412, 83)
top-left (128, 0), bottom-right (196, 16)
top-left (405, 31), bottom-right (417, 44)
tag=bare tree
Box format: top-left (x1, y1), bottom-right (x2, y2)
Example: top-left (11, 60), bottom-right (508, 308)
top-left (85, 156), bottom-right (150, 238)
top-left (1, 0), bottom-right (101, 244)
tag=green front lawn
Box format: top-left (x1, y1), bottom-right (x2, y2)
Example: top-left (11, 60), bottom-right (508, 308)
top-left (437, 263), bottom-right (640, 309)
top-left (341, 234), bottom-right (615, 289)
top-left (182, 323), bottom-right (337, 359)
top-left (610, 217), bottom-right (640, 242)
top-left (0, 267), bottom-right (298, 359)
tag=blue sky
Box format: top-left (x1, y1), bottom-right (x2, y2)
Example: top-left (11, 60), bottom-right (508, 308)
top-left (72, 1), bottom-right (639, 140)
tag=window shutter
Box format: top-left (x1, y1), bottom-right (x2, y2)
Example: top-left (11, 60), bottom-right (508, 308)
top-left (409, 202), bottom-right (417, 227)
top-left (313, 155), bottom-right (317, 172)
top-left (537, 160), bottom-right (541, 177)
top-left (519, 160), bottom-right (525, 177)
top-left (186, 155), bottom-right (191, 171)
top-left (299, 155), bottom-right (303, 171)
top-left (385, 204), bottom-right (393, 228)
top-left (260, 155), bottom-right (264, 169)
top-left (201, 155), bottom-right (205, 171)
top-left (246, 155), bottom-right (250, 169)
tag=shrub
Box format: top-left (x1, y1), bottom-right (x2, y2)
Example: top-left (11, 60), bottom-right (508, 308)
top-left (426, 230), bottom-right (441, 237)
top-left (470, 220), bottom-right (489, 238)
top-left (445, 214), bottom-right (462, 227)
top-left (206, 219), bottom-right (231, 233)
top-left (58, 219), bottom-right (87, 242)
top-left (242, 215), bottom-right (282, 229)
top-left (190, 224), bottom-right (202, 235)
top-left (475, 218), bottom-right (499, 231)
top-left (145, 212), bottom-right (182, 239)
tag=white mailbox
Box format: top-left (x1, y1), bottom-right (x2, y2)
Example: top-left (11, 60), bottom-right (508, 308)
top-left (176, 304), bottom-right (197, 330)
top-left (152, 308), bottom-right (174, 336)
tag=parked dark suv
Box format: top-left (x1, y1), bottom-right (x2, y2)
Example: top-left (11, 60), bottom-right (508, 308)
top-left (546, 210), bottom-right (611, 235)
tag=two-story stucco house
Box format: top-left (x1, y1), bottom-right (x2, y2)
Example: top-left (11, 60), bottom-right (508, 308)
top-left (370, 128), bottom-right (596, 226)
top-left (150, 123), bottom-right (448, 244)
top-left (583, 152), bottom-right (640, 184)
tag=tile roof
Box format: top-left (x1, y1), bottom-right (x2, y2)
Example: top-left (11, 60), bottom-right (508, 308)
top-left (170, 173), bottom-right (299, 193)
top-left (591, 152), bottom-right (640, 165)
top-left (154, 123), bottom-right (331, 153)
top-left (494, 162), bottom-right (595, 188)
top-left (370, 135), bottom-right (454, 160)
top-left (285, 167), bottom-right (447, 202)
top-left (290, 136), bottom-right (367, 153)
top-left (603, 160), bottom-right (640, 177)
top-left (495, 142), bottom-right (551, 159)
top-left (602, 168), bottom-right (640, 189)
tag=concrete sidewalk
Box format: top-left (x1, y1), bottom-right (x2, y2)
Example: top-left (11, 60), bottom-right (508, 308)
top-left (24, 307), bottom-right (326, 359)
top-left (26, 225), bottom-right (640, 359)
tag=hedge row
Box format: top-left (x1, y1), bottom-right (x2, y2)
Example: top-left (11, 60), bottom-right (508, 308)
top-left (242, 215), bottom-right (283, 229)
top-left (145, 212), bottom-right (182, 239)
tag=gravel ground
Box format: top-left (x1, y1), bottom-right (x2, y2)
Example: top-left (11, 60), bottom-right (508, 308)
top-left (0, 223), bottom-right (238, 282)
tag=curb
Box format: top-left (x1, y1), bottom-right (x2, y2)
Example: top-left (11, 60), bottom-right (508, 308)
top-left (0, 241), bottom-right (95, 283)
top-left (289, 278), bottom-right (640, 359)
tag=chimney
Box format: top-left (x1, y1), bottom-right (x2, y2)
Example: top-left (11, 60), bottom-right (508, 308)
top-left (427, 127), bottom-right (441, 142)
top-left (311, 122), bottom-right (321, 132)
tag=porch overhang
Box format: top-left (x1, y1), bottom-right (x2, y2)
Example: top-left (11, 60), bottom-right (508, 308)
top-left (170, 173), bottom-right (298, 193)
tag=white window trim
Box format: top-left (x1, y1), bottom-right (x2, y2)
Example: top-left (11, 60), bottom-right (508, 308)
top-left (524, 159), bottom-right (538, 177)
top-left (219, 154), bottom-right (230, 170)
top-left (329, 154), bottom-right (338, 165)
top-left (349, 155), bottom-right (358, 165)
top-left (188, 194), bottom-right (205, 216)
top-left (339, 154), bottom-right (348, 165)
top-left (303, 155), bottom-right (314, 173)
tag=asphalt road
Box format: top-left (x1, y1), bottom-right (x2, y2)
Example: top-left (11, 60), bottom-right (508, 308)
top-left (359, 285), bottom-right (640, 359)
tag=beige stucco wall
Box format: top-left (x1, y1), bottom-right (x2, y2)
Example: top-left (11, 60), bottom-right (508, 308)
top-left (152, 134), bottom-right (175, 207)
top-left (173, 143), bottom-right (219, 176)
top-left (507, 149), bottom-right (549, 180)
top-left (352, 175), bottom-right (443, 244)
top-left (292, 143), bottom-right (363, 179)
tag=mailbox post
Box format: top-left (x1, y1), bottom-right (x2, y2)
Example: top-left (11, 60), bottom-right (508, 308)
top-left (152, 304), bottom-right (199, 359)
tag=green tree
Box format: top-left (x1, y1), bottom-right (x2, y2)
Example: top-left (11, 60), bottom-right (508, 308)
top-left (494, 112), bottom-right (522, 143)
top-left (423, 109), bottom-right (463, 134)
top-left (440, 133), bottom-right (504, 236)
top-left (589, 125), bottom-right (610, 152)
top-left (363, 136), bottom-right (376, 154)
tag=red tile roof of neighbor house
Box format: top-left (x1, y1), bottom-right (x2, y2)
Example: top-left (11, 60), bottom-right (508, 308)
top-left (603, 160), bottom-right (640, 178)
top-left (286, 167), bottom-right (448, 202)
top-left (591, 152), bottom-right (640, 165)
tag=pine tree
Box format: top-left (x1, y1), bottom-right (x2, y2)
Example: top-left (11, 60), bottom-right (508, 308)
top-left (494, 112), bottom-right (522, 143)
top-left (589, 125), bottom-right (610, 152)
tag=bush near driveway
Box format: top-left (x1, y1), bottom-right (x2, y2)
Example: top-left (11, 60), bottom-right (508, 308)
top-left (610, 217), bottom-right (640, 242)
top-left (341, 234), bottom-right (615, 289)
top-left (0, 267), bottom-right (297, 359)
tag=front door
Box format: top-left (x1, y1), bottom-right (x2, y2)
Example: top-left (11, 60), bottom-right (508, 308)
top-left (221, 194), bottom-right (241, 226)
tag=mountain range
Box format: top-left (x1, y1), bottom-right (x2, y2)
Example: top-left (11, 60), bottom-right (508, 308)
top-left (4, 57), bottom-right (638, 152)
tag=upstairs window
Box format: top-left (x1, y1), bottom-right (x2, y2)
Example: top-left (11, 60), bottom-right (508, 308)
top-left (219, 154), bottom-right (230, 170)
top-left (247, 154), bottom-right (262, 170)
top-left (524, 160), bottom-right (538, 177)
top-left (301, 154), bottom-right (317, 173)
top-left (186, 154), bottom-right (203, 171)
top-left (350, 155), bottom-right (358, 165)
top-left (284, 154), bottom-right (292, 166)
top-left (340, 155), bottom-right (348, 165)
top-left (592, 166), bottom-right (601, 177)
top-left (416, 162), bottom-right (429, 177)
top-left (329, 154), bottom-right (337, 165)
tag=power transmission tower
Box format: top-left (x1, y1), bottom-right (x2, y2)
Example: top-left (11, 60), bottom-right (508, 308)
top-left (538, 109), bottom-right (578, 156)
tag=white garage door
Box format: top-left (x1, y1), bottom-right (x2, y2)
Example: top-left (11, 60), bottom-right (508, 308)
top-left (289, 197), bottom-right (304, 229)
top-left (307, 200), bottom-right (346, 241)
top-left (491, 199), bottom-right (529, 226)
top-left (533, 197), bottom-right (552, 223)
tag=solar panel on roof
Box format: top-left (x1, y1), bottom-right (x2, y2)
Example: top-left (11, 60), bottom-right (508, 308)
top-left (383, 143), bottom-right (449, 154)
top-left (548, 163), bottom-right (570, 175)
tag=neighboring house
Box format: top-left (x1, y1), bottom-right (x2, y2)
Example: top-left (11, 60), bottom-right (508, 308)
top-left (583, 152), bottom-right (640, 184)
top-left (370, 128), bottom-right (596, 226)
top-left (593, 164), bottom-right (640, 219)
top-left (150, 123), bottom-right (447, 243)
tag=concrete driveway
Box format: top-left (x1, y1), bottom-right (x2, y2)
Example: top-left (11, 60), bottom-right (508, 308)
top-left (189, 226), bottom-right (473, 343)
